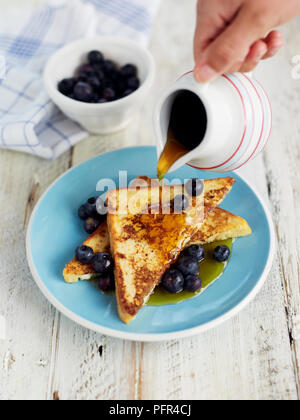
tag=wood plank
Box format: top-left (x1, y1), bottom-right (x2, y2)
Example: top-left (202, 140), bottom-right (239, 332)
top-left (255, 20), bottom-right (300, 396)
top-left (0, 148), bottom-right (71, 400)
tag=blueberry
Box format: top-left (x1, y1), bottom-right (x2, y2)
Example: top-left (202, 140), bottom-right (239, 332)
top-left (96, 197), bottom-right (107, 216)
top-left (108, 69), bottom-right (119, 81)
top-left (122, 88), bottom-right (135, 97)
top-left (84, 217), bottom-right (100, 234)
top-left (127, 77), bottom-right (140, 90)
top-left (120, 64), bottom-right (137, 79)
top-left (98, 272), bottom-right (115, 292)
top-left (115, 78), bottom-right (127, 94)
top-left (184, 245), bottom-right (205, 262)
top-left (87, 75), bottom-right (102, 90)
top-left (162, 269), bottom-right (184, 294)
top-left (93, 67), bottom-right (105, 81)
top-left (67, 93), bottom-right (76, 100)
top-left (90, 93), bottom-right (100, 103)
top-left (73, 82), bottom-right (93, 102)
top-left (85, 197), bottom-right (98, 216)
top-left (171, 194), bottom-right (189, 213)
top-left (176, 255), bottom-right (199, 277)
top-left (78, 204), bottom-right (89, 220)
top-left (213, 245), bottom-right (231, 263)
top-left (103, 87), bottom-right (116, 101)
top-left (75, 245), bottom-right (94, 264)
top-left (102, 78), bottom-right (114, 89)
top-left (185, 274), bottom-right (202, 292)
top-left (98, 98), bottom-right (108, 104)
top-left (88, 50), bottom-right (104, 65)
top-left (92, 253), bottom-right (114, 274)
top-left (77, 64), bottom-right (94, 79)
top-left (58, 78), bottom-right (76, 95)
top-left (103, 60), bottom-right (117, 74)
top-left (185, 179), bottom-right (204, 197)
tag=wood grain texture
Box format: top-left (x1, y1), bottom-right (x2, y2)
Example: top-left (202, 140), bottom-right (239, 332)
top-left (0, 0), bottom-right (299, 400)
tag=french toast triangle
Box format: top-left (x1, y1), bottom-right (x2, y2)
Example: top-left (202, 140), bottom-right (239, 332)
top-left (63, 222), bottom-right (110, 284)
top-left (106, 184), bottom-right (205, 324)
top-left (189, 208), bottom-right (251, 245)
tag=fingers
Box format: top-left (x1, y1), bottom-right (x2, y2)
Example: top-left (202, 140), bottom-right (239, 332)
top-left (229, 31), bottom-right (284, 74)
top-left (194, 6), bottom-right (267, 82)
top-left (262, 30), bottom-right (284, 59)
top-left (239, 40), bottom-right (268, 73)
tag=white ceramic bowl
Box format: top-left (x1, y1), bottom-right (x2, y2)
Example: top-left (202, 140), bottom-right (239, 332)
top-left (44, 37), bottom-right (155, 134)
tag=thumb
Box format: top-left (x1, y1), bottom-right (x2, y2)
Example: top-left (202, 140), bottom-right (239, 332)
top-left (194, 6), bottom-right (267, 82)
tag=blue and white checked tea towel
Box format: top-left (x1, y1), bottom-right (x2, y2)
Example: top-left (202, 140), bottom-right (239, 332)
top-left (0, 0), bottom-right (160, 159)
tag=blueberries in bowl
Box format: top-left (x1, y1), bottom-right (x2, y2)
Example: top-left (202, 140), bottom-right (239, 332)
top-left (77, 64), bottom-right (94, 79)
top-left (102, 59), bottom-right (117, 74)
top-left (103, 87), bottom-right (116, 101)
top-left (127, 77), bottom-right (140, 90)
top-left (73, 81), bottom-right (94, 102)
top-left (123, 89), bottom-right (135, 98)
top-left (213, 245), bottom-right (231, 263)
top-left (57, 50), bottom-right (141, 103)
top-left (162, 269), bottom-right (185, 294)
top-left (58, 78), bottom-right (77, 96)
top-left (120, 64), bottom-right (137, 79)
top-left (88, 50), bottom-right (104, 65)
top-left (75, 245), bottom-right (94, 264)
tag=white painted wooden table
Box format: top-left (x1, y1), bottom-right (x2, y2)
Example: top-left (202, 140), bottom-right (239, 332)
top-left (0, 0), bottom-right (299, 400)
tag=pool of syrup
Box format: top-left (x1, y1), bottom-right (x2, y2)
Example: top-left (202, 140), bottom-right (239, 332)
top-left (96, 239), bottom-right (233, 307)
top-left (147, 239), bottom-right (232, 306)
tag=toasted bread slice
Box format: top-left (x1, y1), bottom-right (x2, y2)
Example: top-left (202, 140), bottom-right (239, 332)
top-left (189, 208), bottom-right (251, 245)
top-left (63, 222), bottom-right (110, 284)
top-left (107, 177), bottom-right (235, 324)
top-left (132, 176), bottom-right (235, 218)
top-left (107, 184), bottom-right (204, 324)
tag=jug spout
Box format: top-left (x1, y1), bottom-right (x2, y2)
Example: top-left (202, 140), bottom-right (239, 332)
top-left (154, 72), bottom-right (272, 174)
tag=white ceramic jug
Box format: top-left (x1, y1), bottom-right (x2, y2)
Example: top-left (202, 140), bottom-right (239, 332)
top-left (154, 71), bottom-right (272, 173)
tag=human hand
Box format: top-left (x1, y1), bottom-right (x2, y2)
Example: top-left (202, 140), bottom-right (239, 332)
top-left (194, 0), bottom-right (300, 82)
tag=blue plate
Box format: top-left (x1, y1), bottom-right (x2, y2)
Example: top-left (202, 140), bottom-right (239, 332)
top-left (26, 146), bottom-right (275, 342)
